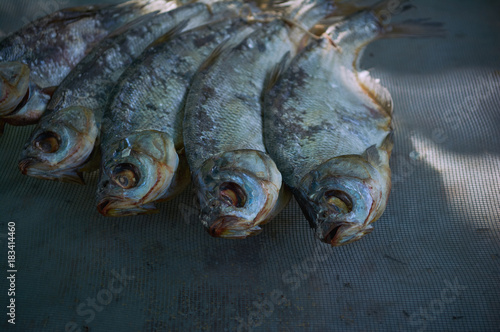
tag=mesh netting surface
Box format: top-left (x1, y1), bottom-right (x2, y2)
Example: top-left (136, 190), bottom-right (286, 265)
top-left (0, 0), bottom-right (499, 331)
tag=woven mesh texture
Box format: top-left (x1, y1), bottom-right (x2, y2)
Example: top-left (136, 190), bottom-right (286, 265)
top-left (0, 0), bottom-right (499, 331)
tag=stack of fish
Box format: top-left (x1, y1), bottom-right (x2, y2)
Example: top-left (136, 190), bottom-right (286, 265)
top-left (0, 0), bottom-right (442, 245)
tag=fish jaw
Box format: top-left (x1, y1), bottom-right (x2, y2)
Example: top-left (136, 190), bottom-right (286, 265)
top-left (96, 131), bottom-right (179, 217)
top-left (18, 156), bottom-right (85, 184)
top-left (96, 197), bottom-right (158, 217)
top-left (193, 150), bottom-right (283, 239)
top-left (1, 81), bottom-right (53, 126)
top-left (18, 105), bottom-right (98, 183)
top-left (0, 62), bottom-right (30, 117)
top-left (209, 216), bottom-right (263, 239)
top-left (294, 154), bottom-right (390, 246)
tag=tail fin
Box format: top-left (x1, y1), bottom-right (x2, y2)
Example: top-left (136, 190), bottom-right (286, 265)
top-left (383, 19), bottom-right (446, 39)
top-left (370, 0), bottom-right (413, 15)
top-left (371, 0), bottom-right (446, 39)
top-left (120, 0), bottom-right (178, 13)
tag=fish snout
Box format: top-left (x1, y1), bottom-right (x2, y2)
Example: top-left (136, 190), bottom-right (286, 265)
top-left (18, 157), bottom-right (41, 175)
top-left (97, 196), bottom-right (158, 217)
top-left (97, 199), bottom-right (112, 216)
top-left (323, 223), bottom-right (374, 246)
top-left (0, 62), bottom-right (30, 116)
top-left (208, 215), bottom-right (262, 239)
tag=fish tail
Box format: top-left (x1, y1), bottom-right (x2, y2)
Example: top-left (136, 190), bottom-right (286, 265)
top-left (370, 0), bottom-right (413, 15)
top-left (368, 0), bottom-right (445, 39)
top-left (325, 1), bottom-right (444, 49)
top-left (278, 0), bottom-right (361, 34)
top-left (383, 19), bottom-right (446, 39)
top-left (324, 1), bottom-right (367, 20)
top-left (119, 0), bottom-right (178, 13)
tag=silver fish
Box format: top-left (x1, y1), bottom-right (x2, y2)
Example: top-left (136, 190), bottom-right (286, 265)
top-left (182, 0), bottom-right (357, 238)
top-left (0, 0), bottom-right (177, 133)
top-left (17, 1), bottom-right (237, 184)
top-left (96, 10), bottom-right (261, 216)
top-left (264, 1), bottom-right (444, 245)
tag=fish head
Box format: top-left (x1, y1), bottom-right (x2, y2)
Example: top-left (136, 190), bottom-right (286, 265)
top-left (294, 155), bottom-right (390, 246)
top-left (193, 150), bottom-right (282, 239)
top-left (96, 131), bottom-right (179, 217)
top-left (0, 61), bottom-right (30, 117)
top-left (0, 61), bottom-right (53, 125)
top-left (18, 106), bottom-right (98, 184)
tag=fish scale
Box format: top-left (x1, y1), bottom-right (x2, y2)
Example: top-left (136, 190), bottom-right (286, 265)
top-left (182, 0), bottom-right (341, 238)
top-left (18, 1), bottom-right (248, 184)
top-left (96, 7), bottom-right (262, 217)
top-left (184, 15), bottom-right (313, 170)
top-left (264, 2), bottom-right (443, 245)
top-left (0, 0), bottom-right (176, 126)
top-left (101, 2), bottom-right (256, 147)
top-left (45, 2), bottom-right (233, 122)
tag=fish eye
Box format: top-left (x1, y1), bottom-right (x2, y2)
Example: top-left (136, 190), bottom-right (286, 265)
top-left (111, 163), bottom-right (140, 189)
top-left (219, 182), bottom-right (247, 208)
top-left (34, 131), bottom-right (60, 153)
top-left (324, 190), bottom-right (353, 214)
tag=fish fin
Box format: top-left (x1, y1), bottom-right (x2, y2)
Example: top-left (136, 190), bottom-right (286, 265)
top-left (0, 121), bottom-right (5, 136)
top-left (59, 170), bottom-right (86, 185)
top-left (197, 38), bottom-right (231, 72)
top-left (355, 70), bottom-right (393, 117)
top-left (362, 145), bottom-right (381, 166)
top-left (176, 146), bottom-right (185, 155)
top-left (158, 153), bottom-right (190, 201)
top-left (106, 11), bottom-right (159, 39)
top-left (76, 171), bottom-right (85, 185)
top-left (40, 86), bottom-right (58, 98)
top-left (369, 0), bottom-right (445, 39)
top-left (362, 132), bottom-right (394, 166)
top-left (384, 19), bottom-right (446, 39)
top-left (263, 182), bottom-right (292, 223)
top-left (57, 4), bottom-right (111, 17)
top-left (48, 4), bottom-right (120, 25)
top-left (380, 131), bottom-right (395, 154)
top-left (149, 19), bottom-right (190, 47)
top-left (263, 51), bottom-right (291, 97)
top-left (324, 1), bottom-right (367, 19)
top-left (79, 144), bottom-right (101, 173)
top-left (370, 0), bottom-right (412, 14)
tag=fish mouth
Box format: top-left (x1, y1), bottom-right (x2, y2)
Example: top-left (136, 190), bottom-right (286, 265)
top-left (18, 157), bottom-right (41, 175)
top-left (0, 62), bottom-right (31, 117)
top-left (1, 82), bottom-right (53, 126)
top-left (18, 157), bottom-right (85, 184)
top-left (323, 222), bottom-right (374, 246)
top-left (2, 84), bottom-right (31, 117)
top-left (97, 197), bottom-right (158, 217)
top-left (208, 215), bottom-right (263, 239)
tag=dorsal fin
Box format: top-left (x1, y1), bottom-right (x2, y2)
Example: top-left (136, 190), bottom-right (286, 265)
top-left (197, 38), bottom-right (231, 72)
top-left (148, 19), bottom-right (190, 48)
top-left (106, 11), bottom-right (159, 39)
top-left (263, 51), bottom-right (291, 96)
top-left (40, 86), bottom-right (58, 98)
top-left (384, 19), bottom-right (446, 39)
top-left (356, 70), bottom-right (393, 117)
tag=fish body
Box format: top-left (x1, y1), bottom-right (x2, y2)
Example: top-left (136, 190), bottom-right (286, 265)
top-left (183, 0), bottom-right (342, 238)
top-left (97, 13), bottom-right (262, 216)
top-left (264, 3), bottom-right (443, 245)
top-left (0, 0), bottom-right (177, 130)
top-left (18, 1), bottom-right (231, 184)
